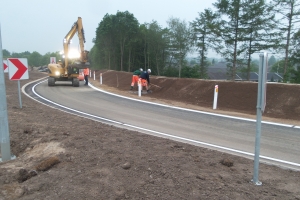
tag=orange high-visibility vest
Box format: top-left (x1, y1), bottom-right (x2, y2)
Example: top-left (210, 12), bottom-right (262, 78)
top-left (83, 68), bottom-right (89, 75)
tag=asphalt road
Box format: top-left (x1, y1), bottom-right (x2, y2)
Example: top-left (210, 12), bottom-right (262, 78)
top-left (25, 79), bottom-right (300, 171)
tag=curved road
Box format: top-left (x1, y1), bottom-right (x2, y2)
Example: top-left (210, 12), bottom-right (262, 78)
top-left (24, 78), bottom-right (300, 171)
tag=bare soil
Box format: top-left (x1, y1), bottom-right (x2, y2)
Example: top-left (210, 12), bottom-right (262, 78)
top-left (0, 70), bottom-right (299, 200)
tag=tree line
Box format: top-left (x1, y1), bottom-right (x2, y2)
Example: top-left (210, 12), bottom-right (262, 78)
top-left (2, 0), bottom-right (300, 83)
top-left (90, 0), bottom-right (300, 83)
top-left (2, 49), bottom-right (60, 69)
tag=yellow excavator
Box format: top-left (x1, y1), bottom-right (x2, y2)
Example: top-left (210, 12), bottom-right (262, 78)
top-left (47, 17), bottom-right (89, 87)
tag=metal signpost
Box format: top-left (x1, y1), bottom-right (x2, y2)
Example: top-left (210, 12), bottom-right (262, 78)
top-left (252, 52), bottom-right (268, 185)
top-left (0, 25), bottom-right (14, 162)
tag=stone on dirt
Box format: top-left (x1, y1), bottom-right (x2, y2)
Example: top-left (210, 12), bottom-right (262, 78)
top-left (35, 156), bottom-right (60, 171)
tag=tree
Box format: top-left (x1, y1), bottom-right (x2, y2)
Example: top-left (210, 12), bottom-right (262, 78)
top-left (268, 55), bottom-right (277, 67)
top-left (89, 45), bottom-right (102, 69)
top-left (241, 0), bottom-right (280, 80)
top-left (213, 0), bottom-right (246, 81)
top-left (288, 28), bottom-right (300, 83)
top-left (167, 17), bottom-right (192, 78)
top-left (272, 0), bottom-right (300, 82)
top-left (11, 51), bottom-right (30, 59)
top-left (270, 59), bottom-right (293, 75)
top-left (2, 49), bottom-right (10, 58)
top-left (94, 11), bottom-right (139, 71)
top-left (237, 60), bottom-right (259, 76)
top-left (190, 59), bottom-right (197, 66)
top-left (28, 51), bottom-right (42, 67)
top-left (2, 50), bottom-right (69, 67)
top-left (145, 21), bottom-right (169, 75)
top-left (212, 59), bottom-right (216, 65)
top-left (114, 11), bottom-right (139, 71)
top-left (93, 12), bottom-right (172, 75)
top-left (137, 24), bottom-right (148, 70)
top-left (181, 65), bottom-right (200, 78)
top-left (290, 66), bottom-right (300, 83)
top-left (270, 60), bottom-right (282, 73)
top-left (191, 9), bottom-right (222, 79)
top-left (94, 14), bottom-right (117, 70)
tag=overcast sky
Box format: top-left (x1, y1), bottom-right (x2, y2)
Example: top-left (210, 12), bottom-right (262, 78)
top-left (0, 0), bottom-right (217, 57)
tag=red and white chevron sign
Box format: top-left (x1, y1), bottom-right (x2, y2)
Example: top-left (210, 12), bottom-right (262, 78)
top-left (8, 58), bottom-right (29, 80)
top-left (3, 60), bottom-right (8, 73)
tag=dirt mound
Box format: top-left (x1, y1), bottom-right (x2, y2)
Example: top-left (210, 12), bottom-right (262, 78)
top-left (92, 70), bottom-right (300, 122)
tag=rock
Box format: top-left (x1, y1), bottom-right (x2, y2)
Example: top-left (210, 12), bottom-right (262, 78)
top-left (35, 156), bottom-right (60, 171)
top-left (220, 158), bottom-right (234, 167)
top-left (17, 169), bottom-right (29, 183)
top-left (121, 162), bottom-right (131, 170)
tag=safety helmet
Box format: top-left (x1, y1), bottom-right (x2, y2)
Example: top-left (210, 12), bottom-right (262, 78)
top-left (140, 68), bottom-right (143, 71)
top-left (147, 69), bottom-right (151, 73)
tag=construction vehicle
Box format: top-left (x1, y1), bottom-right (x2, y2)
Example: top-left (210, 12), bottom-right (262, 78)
top-left (47, 17), bottom-right (89, 87)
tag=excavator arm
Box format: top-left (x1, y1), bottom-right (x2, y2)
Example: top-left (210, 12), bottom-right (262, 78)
top-left (63, 17), bottom-right (89, 69)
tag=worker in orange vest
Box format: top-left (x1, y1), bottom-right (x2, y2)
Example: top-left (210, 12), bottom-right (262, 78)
top-left (83, 67), bottom-right (89, 85)
top-left (130, 68), bottom-right (143, 90)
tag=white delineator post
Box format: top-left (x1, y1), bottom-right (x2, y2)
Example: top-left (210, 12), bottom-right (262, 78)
top-left (93, 71), bottom-right (95, 80)
top-left (213, 85), bottom-right (218, 109)
top-left (138, 78), bottom-right (142, 97)
top-left (100, 73), bottom-right (102, 84)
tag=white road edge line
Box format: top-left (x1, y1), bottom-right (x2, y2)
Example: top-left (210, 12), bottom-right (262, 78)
top-left (22, 78), bottom-right (300, 170)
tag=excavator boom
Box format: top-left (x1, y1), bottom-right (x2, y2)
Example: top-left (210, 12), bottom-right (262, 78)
top-left (63, 17), bottom-right (88, 68)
